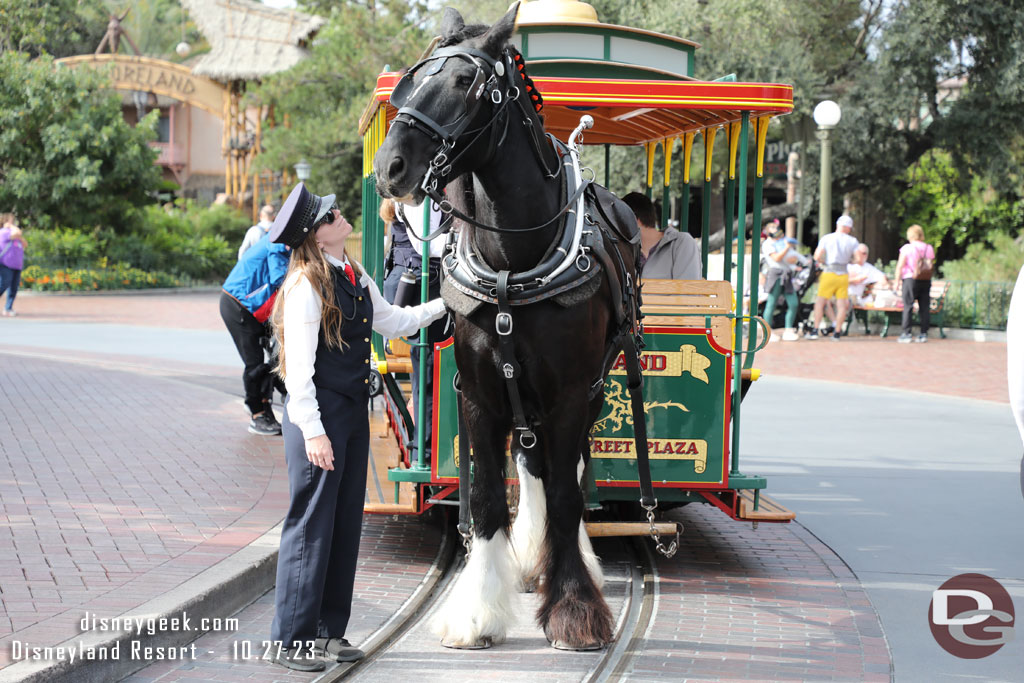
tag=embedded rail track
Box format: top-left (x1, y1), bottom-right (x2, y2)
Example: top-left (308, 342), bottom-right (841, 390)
top-left (317, 529), bottom-right (658, 682)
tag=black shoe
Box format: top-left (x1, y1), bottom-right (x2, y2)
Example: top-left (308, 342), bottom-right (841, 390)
top-left (249, 412), bottom-right (282, 436)
top-left (314, 637), bottom-right (365, 662)
top-left (275, 647), bottom-right (325, 672)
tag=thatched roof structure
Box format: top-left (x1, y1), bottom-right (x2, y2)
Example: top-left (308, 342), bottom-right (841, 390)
top-left (181, 0), bottom-right (325, 82)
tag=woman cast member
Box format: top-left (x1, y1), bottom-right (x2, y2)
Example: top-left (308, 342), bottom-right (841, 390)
top-left (268, 183), bottom-right (446, 671)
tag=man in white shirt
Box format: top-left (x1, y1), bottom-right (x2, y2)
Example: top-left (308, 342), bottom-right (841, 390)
top-left (238, 205), bottom-right (277, 259)
top-left (847, 243), bottom-right (889, 305)
top-left (808, 214), bottom-right (859, 340)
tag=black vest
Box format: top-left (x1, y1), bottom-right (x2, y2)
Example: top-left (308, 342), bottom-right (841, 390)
top-left (312, 267), bottom-right (374, 399)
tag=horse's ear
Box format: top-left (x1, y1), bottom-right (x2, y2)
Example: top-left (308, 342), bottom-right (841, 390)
top-left (481, 2), bottom-right (519, 57)
top-left (440, 7), bottom-right (465, 40)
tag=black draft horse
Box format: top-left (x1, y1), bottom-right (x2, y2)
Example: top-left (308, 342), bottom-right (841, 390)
top-left (374, 5), bottom-right (640, 651)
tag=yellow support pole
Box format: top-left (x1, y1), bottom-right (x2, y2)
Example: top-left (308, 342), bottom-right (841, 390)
top-left (703, 127), bottom-right (717, 183)
top-left (682, 132), bottom-right (696, 185)
top-left (645, 141), bottom-right (657, 199)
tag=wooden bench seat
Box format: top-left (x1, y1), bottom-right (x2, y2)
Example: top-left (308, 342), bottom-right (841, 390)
top-left (852, 279), bottom-right (951, 338)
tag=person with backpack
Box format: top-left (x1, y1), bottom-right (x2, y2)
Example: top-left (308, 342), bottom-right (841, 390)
top-left (893, 224), bottom-right (936, 343)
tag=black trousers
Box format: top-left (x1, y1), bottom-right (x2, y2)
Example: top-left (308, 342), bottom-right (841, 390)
top-left (901, 278), bottom-right (931, 335)
top-left (271, 390), bottom-right (369, 647)
top-left (220, 292), bottom-right (274, 415)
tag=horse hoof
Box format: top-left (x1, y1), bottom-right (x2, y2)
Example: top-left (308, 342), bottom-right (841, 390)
top-left (441, 636), bottom-right (493, 650)
top-left (549, 639), bottom-right (604, 651)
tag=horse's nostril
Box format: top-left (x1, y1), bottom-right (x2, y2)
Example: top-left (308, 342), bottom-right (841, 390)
top-left (388, 156), bottom-right (405, 179)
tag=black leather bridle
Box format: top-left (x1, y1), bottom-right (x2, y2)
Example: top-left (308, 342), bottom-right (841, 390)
top-left (389, 44), bottom-right (569, 237)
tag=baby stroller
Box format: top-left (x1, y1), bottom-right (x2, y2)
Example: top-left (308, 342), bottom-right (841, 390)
top-left (759, 260), bottom-right (821, 335)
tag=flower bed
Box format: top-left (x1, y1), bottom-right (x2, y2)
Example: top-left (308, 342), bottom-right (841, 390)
top-left (21, 264), bottom-right (180, 292)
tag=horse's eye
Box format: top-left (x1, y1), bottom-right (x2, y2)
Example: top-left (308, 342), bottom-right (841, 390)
top-left (455, 75), bottom-right (474, 88)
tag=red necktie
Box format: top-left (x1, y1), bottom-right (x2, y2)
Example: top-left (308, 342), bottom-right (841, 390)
top-left (343, 263), bottom-right (356, 287)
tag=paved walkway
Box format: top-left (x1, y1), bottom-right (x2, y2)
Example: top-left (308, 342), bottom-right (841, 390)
top-left (0, 354), bottom-right (286, 674)
top-left (0, 290), bottom-right (1014, 682)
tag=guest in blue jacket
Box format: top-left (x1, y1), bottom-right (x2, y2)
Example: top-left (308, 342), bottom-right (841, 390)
top-left (220, 231), bottom-right (291, 435)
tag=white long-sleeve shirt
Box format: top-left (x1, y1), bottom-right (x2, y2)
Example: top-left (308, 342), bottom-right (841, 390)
top-left (282, 253), bottom-right (447, 440)
top-left (238, 220), bottom-right (273, 259)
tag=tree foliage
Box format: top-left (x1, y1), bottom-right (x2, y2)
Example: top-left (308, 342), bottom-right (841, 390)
top-left (251, 0), bottom-right (432, 229)
top-left (0, 52), bottom-right (162, 231)
top-left (0, 0), bottom-right (108, 58)
top-left (893, 150), bottom-right (1024, 263)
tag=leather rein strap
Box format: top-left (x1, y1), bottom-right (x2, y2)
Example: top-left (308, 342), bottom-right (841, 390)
top-left (495, 270), bottom-right (537, 449)
top-left (588, 226), bottom-right (655, 510)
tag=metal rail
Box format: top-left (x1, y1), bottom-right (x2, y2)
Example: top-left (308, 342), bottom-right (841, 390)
top-left (316, 532), bottom-right (657, 682)
top-left (316, 519), bottom-right (457, 681)
top-left (586, 538), bottom-right (657, 683)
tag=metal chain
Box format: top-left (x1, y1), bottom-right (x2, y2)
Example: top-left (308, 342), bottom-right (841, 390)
top-left (457, 523), bottom-right (473, 557)
top-left (646, 507), bottom-right (679, 559)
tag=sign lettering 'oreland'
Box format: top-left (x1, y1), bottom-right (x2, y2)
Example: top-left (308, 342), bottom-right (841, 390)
top-left (107, 63), bottom-right (197, 95)
top-left (54, 56), bottom-right (225, 116)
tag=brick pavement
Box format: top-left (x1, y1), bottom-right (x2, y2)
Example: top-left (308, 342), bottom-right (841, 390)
top-left (133, 506), bottom-right (888, 682)
top-left (9, 290), bottom-right (223, 331)
top-left (125, 515), bottom-right (444, 683)
top-left (639, 504), bottom-right (890, 682)
top-left (0, 354), bottom-right (286, 672)
top-left (754, 334), bottom-right (1008, 404)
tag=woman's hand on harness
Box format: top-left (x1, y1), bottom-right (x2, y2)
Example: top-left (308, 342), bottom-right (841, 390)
top-left (305, 434), bottom-right (335, 471)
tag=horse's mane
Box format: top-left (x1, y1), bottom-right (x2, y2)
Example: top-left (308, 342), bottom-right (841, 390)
top-left (447, 175), bottom-right (475, 231)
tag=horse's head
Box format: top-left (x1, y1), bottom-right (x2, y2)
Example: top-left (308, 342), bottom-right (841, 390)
top-left (374, 4), bottom-right (519, 205)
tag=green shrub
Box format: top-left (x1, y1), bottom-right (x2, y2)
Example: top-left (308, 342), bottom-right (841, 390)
top-left (26, 202), bottom-right (250, 287)
top-left (24, 227), bottom-right (105, 269)
top-left (939, 231), bottom-right (1024, 283)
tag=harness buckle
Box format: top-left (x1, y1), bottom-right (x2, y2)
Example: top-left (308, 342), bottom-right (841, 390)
top-left (495, 312), bottom-right (513, 335)
top-left (575, 253), bottom-right (592, 272)
top-left (491, 89), bottom-right (503, 105)
top-left (517, 429), bottom-right (537, 449)
top-left (502, 362), bottom-right (515, 379)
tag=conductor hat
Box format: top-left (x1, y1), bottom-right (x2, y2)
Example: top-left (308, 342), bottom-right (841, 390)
top-left (269, 182), bottom-right (336, 249)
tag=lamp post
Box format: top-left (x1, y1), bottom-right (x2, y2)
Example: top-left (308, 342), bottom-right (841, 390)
top-left (813, 100), bottom-right (841, 235)
top-left (294, 159), bottom-right (311, 183)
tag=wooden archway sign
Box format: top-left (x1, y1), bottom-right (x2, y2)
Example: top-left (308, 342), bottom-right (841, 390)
top-left (54, 55), bottom-right (276, 218)
top-left (55, 54), bottom-right (226, 116)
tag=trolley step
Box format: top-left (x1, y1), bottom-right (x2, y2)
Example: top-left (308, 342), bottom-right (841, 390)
top-left (364, 410), bottom-right (419, 514)
top-left (737, 490), bottom-right (795, 522)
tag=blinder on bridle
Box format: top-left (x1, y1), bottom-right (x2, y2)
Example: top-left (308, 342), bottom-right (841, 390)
top-left (390, 45), bottom-right (510, 151)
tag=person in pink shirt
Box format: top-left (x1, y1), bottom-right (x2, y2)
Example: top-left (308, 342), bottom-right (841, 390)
top-left (0, 214), bottom-right (26, 317)
top-left (893, 224), bottom-right (936, 343)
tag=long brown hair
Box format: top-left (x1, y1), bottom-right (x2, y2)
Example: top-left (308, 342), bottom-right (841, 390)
top-left (271, 233), bottom-right (362, 378)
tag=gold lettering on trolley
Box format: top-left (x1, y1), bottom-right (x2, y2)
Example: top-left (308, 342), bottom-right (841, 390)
top-left (591, 437), bottom-right (708, 473)
top-left (609, 344), bottom-right (710, 383)
top-left (452, 436), bottom-right (513, 467)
